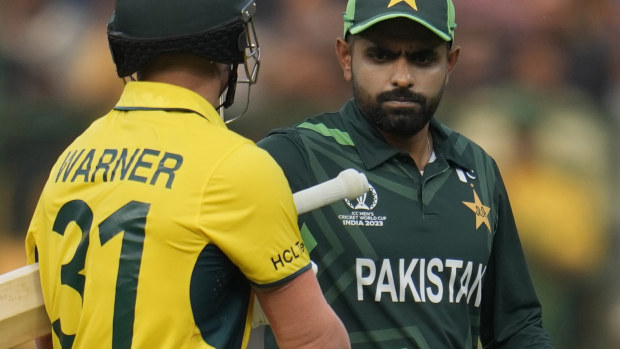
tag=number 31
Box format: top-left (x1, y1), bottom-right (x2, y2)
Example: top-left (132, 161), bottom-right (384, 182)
top-left (51, 199), bottom-right (150, 349)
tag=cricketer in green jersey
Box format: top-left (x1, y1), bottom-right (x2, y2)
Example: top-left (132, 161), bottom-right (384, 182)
top-left (256, 0), bottom-right (554, 348)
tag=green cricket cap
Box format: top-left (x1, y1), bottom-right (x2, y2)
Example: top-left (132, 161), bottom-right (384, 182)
top-left (343, 0), bottom-right (456, 42)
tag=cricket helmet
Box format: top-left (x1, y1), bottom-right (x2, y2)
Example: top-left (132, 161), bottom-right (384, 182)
top-left (107, 0), bottom-right (260, 109)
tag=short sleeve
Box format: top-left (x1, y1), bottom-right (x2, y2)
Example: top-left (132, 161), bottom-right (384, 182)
top-left (199, 143), bottom-right (310, 286)
top-left (257, 132), bottom-right (314, 193)
top-left (25, 201), bottom-right (43, 265)
top-left (480, 165), bottom-right (554, 347)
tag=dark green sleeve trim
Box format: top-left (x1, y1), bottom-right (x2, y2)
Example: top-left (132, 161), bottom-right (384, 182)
top-left (250, 263), bottom-right (312, 289)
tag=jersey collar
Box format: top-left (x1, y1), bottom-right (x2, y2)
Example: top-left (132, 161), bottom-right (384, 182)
top-left (430, 118), bottom-right (477, 173)
top-left (341, 99), bottom-right (476, 172)
top-left (114, 81), bottom-right (226, 127)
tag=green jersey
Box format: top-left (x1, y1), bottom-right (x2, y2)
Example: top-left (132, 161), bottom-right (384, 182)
top-left (257, 99), bottom-right (553, 348)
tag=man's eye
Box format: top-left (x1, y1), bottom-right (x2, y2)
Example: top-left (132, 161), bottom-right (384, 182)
top-left (375, 54), bottom-right (386, 62)
top-left (370, 51), bottom-right (390, 62)
top-left (409, 52), bottom-right (437, 65)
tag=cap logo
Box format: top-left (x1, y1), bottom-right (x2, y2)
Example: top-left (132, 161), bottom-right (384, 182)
top-left (387, 0), bottom-right (418, 11)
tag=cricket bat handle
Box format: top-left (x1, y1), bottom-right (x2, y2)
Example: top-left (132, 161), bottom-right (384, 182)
top-left (293, 168), bottom-right (369, 215)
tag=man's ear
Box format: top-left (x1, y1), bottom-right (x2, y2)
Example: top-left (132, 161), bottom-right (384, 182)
top-left (444, 45), bottom-right (460, 85)
top-left (335, 38), bottom-right (352, 82)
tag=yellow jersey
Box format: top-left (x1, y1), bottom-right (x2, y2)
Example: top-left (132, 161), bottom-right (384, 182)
top-left (25, 81), bottom-right (310, 349)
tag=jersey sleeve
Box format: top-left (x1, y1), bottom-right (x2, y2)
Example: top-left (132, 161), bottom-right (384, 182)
top-left (257, 131), bottom-right (315, 194)
top-left (199, 142), bottom-right (310, 287)
top-left (25, 197), bottom-right (45, 265)
top-left (25, 208), bottom-right (38, 265)
top-left (480, 163), bottom-right (555, 348)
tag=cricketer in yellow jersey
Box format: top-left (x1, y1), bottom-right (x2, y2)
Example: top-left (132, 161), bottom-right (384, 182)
top-left (24, 1), bottom-right (350, 348)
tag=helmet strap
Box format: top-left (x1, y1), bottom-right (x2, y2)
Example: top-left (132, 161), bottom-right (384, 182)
top-left (215, 63), bottom-right (238, 116)
top-left (222, 63), bottom-right (239, 109)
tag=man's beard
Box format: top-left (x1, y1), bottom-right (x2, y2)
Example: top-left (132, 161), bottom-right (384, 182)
top-left (353, 79), bottom-right (443, 138)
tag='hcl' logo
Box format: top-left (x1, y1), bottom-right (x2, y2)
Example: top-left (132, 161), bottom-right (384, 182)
top-left (271, 241), bottom-right (306, 270)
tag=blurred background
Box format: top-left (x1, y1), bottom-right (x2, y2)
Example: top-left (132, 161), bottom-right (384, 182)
top-left (0, 0), bottom-right (618, 348)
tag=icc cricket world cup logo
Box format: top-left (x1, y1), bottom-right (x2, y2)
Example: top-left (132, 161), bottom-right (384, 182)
top-left (345, 184), bottom-right (378, 210)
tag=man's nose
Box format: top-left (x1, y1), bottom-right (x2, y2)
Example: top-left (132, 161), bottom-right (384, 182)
top-left (391, 57), bottom-right (414, 88)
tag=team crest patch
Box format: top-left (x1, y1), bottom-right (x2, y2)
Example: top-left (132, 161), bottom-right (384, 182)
top-left (338, 184), bottom-right (386, 227)
top-left (462, 189), bottom-right (491, 233)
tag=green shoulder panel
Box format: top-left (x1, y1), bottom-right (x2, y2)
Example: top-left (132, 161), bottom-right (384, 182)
top-left (297, 121), bottom-right (355, 146)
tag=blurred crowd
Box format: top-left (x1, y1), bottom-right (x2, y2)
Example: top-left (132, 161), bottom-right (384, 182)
top-left (1, 0), bottom-right (619, 348)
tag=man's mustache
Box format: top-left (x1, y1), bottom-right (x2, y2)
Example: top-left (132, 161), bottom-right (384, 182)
top-left (377, 89), bottom-right (426, 106)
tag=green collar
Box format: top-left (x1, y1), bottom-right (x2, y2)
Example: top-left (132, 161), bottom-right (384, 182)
top-left (339, 99), bottom-right (476, 172)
